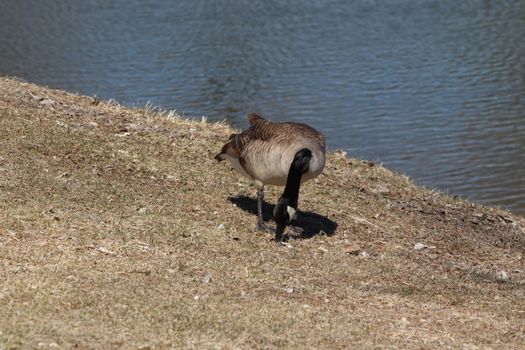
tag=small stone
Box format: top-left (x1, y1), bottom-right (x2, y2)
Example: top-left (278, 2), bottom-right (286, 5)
top-left (335, 149), bottom-right (347, 157)
top-left (345, 243), bottom-right (361, 255)
top-left (414, 242), bottom-right (428, 251)
top-left (40, 98), bottom-right (54, 106)
top-left (56, 172), bottom-right (70, 179)
top-left (98, 247), bottom-right (117, 255)
top-left (373, 184), bottom-right (390, 194)
top-left (498, 215), bottom-right (514, 224)
top-left (217, 224), bottom-right (225, 230)
top-left (202, 272), bottom-right (213, 284)
top-left (280, 242), bottom-right (293, 249)
top-left (398, 317), bottom-right (410, 328)
top-left (495, 270), bottom-right (509, 282)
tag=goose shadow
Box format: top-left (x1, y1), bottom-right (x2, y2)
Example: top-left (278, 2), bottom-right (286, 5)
top-left (229, 195), bottom-right (338, 239)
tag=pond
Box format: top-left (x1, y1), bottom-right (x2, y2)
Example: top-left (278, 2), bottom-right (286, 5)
top-left (1, 0), bottom-right (524, 214)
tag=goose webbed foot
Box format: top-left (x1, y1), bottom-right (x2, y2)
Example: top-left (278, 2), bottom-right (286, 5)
top-left (289, 225), bottom-right (304, 235)
top-left (256, 220), bottom-right (275, 233)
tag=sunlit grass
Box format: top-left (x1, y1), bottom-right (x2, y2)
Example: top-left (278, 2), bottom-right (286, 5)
top-left (0, 77), bottom-right (524, 349)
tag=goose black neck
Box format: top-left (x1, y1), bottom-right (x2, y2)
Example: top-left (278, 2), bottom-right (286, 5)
top-left (281, 166), bottom-right (302, 208)
top-left (280, 148), bottom-right (312, 208)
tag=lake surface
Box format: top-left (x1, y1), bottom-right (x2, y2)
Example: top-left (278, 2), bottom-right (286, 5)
top-left (1, 0), bottom-right (524, 215)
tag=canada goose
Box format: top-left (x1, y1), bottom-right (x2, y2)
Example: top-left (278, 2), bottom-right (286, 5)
top-left (215, 113), bottom-right (326, 242)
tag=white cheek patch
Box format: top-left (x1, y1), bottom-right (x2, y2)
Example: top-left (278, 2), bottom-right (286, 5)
top-left (287, 206), bottom-right (297, 221)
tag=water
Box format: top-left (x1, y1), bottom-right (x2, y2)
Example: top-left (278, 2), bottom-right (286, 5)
top-left (1, 0), bottom-right (524, 214)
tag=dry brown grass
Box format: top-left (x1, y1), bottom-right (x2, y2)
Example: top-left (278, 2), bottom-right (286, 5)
top-left (0, 77), bottom-right (524, 349)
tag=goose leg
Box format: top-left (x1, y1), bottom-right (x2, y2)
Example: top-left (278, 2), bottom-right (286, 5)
top-left (256, 189), bottom-right (275, 233)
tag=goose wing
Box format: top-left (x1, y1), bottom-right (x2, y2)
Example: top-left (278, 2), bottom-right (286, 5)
top-left (215, 113), bottom-right (276, 160)
top-left (215, 113), bottom-right (324, 161)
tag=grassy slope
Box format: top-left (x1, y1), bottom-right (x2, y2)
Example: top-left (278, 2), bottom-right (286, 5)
top-left (0, 77), bottom-right (524, 349)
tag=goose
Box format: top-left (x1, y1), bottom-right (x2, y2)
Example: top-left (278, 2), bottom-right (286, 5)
top-left (215, 112), bottom-right (326, 242)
